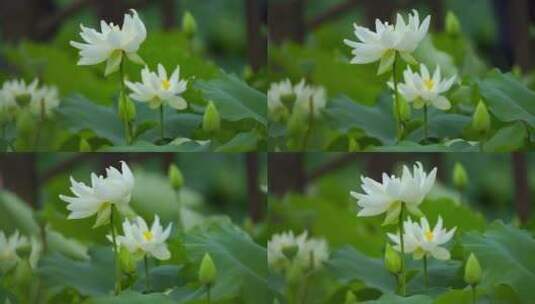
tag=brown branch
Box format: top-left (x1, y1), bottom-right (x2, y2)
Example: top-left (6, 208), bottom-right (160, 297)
top-left (307, 0), bottom-right (359, 30)
top-left (512, 153), bottom-right (531, 224)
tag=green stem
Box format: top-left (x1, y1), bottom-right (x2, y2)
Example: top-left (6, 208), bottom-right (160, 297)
top-left (110, 206), bottom-right (121, 295)
top-left (144, 255), bottom-right (151, 292)
top-left (398, 204), bottom-right (406, 296)
top-left (160, 104), bottom-right (165, 140)
top-left (423, 104), bottom-right (428, 143)
top-left (423, 255), bottom-right (429, 289)
top-left (119, 58), bottom-right (131, 145)
top-left (472, 285), bottom-right (477, 304)
top-left (392, 52), bottom-right (403, 142)
top-left (301, 97), bottom-right (315, 150)
top-left (34, 99), bottom-right (45, 150)
top-left (206, 284), bottom-right (211, 304)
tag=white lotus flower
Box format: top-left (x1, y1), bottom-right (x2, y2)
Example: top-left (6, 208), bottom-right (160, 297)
top-left (344, 10), bottom-right (430, 71)
top-left (267, 79), bottom-right (293, 119)
top-left (268, 230), bottom-right (306, 272)
top-left (350, 162), bottom-right (436, 224)
top-left (296, 237), bottom-right (329, 271)
top-left (388, 216), bottom-right (456, 260)
top-left (70, 9), bottom-right (146, 73)
top-left (1, 79), bottom-right (39, 107)
top-left (394, 64), bottom-right (456, 110)
top-left (59, 161), bottom-right (134, 227)
top-left (0, 230), bottom-right (28, 271)
top-left (29, 85), bottom-right (60, 117)
top-left (125, 64), bottom-right (188, 110)
top-left (113, 215), bottom-right (172, 260)
top-left (294, 79), bottom-right (327, 117)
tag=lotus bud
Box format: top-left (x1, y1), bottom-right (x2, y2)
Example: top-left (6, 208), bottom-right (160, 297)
top-left (199, 253), bottom-right (217, 285)
top-left (452, 162), bottom-right (468, 190)
top-left (79, 138), bottom-right (92, 152)
top-left (168, 164), bottom-right (184, 190)
top-left (384, 243), bottom-right (402, 274)
top-left (182, 11), bottom-right (198, 39)
top-left (445, 11), bottom-right (461, 36)
top-left (464, 253), bottom-right (482, 286)
top-left (203, 102), bottom-right (221, 134)
top-left (472, 101), bottom-right (490, 134)
top-left (344, 290), bottom-right (358, 304)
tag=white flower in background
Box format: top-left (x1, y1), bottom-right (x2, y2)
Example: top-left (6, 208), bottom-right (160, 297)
top-left (0, 230), bottom-right (28, 271)
top-left (293, 79), bottom-right (327, 117)
top-left (268, 230), bottom-right (306, 272)
top-left (344, 10), bottom-right (430, 72)
top-left (29, 85), bottom-right (60, 117)
top-left (59, 161), bottom-right (134, 227)
top-left (350, 162), bottom-right (436, 224)
top-left (296, 237), bottom-right (329, 271)
top-left (70, 9), bottom-right (147, 74)
top-left (1, 79), bottom-right (39, 106)
top-left (113, 215), bottom-right (172, 260)
top-left (388, 216), bottom-right (456, 260)
top-left (267, 79), bottom-right (294, 118)
top-left (125, 64), bottom-right (188, 110)
top-left (396, 64), bottom-right (456, 110)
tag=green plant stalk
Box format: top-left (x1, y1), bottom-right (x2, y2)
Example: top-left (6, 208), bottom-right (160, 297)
top-left (423, 255), bottom-right (429, 289)
top-left (392, 52), bottom-right (403, 142)
top-left (398, 203), bottom-right (406, 296)
top-left (301, 97), bottom-right (315, 150)
top-left (144, 255), bottom-right (151, 292)
top-left (472, 285), bottom-right (476, 304)
top-left (160, 104), bottom-right (165, 140)
top-left (206, 284), bottom-right (211, 304)
top-left (34, 99), bottom-right (46, 150)
top-left (119, 58), bottom-right (132, 145)
top-left (110, 206), bottom-right (121, 295)
top-left (423, 104), bottom-right (429, 142)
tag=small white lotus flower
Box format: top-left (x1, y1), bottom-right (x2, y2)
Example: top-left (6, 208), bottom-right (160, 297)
top-left (268, 230), bottom-right (306, 272)
top-left (113, 215), bottom-right (172, 260)
top-left (344, 10), bottom-right (430, 73)
top-left (29, 85), bottom-right (60, 117)
top-left (70, 9), bottom-right (147, 75)
top-left (0, 230), bottom-right (28, 271)
top-left (293, 79), bottom-right (327, 117)
top-left (59, 161), bottom-right (134, 227)
top-left (125, 64), bottom-right (188, 110)
top-left (388, 216), bottom-right (456, 260)
top-left (267, 79), bottom-right (293, 119)
top-left (396, 64), bottom-right (456, 110)
top-left (350, 162), bottom-right (436, 224)
top-left (296, 237), bottom-right (329, 271)
top-left (1, 79), bottom-right (39, 106)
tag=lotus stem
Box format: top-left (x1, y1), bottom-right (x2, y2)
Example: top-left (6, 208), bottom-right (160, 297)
top-left (144, 255), bottom-right (151, 292)
top-left (423, 255), bottom-right (429, 288)
top-left (392, 52), bottom-right (403, 142)
top-left (302, 97), bottom-right (315, 150)
top-left (206, 284), bottom-right (211, 304)
top-left (110, 206), bottom-right (121, 295)
top-left (119, 58), bottom-right (132, 145)
top-left (160, 104), bottom-right (165, 140)
top-left (423, 104), bottom-right (429, 143)
top-left (398, 203), bottom-right (406, 296)
top-left (472, 285), bottom-right (477, 304)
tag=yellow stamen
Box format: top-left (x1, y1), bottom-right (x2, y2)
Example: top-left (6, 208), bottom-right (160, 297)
top-left (162, 79), bottom-right (171, 90)
top-left (143, 231), bottom-right (153, 241)
top-left (425, 230), bottom-right (434, 241)
top-left (424, 79), bottom-right (434, 90)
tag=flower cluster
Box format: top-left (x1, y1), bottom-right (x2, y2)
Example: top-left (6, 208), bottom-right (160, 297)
top-left (268, 79), bottom-right (327, 121)
top-left (0, 230), bottom-right (28, 270)
top-left (0, 78), bottom-right (60, 121)
top-left (268, 230), bottom-right (329, 274)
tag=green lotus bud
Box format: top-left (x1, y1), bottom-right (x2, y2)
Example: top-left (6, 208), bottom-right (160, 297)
top-left (119, 247), bottom-right (137, 274)
top-left (203, 102), bottom-right (221, 134)
top-left (384, 244), bottom-right (402, 274)
top-left (199, 253), bottom-right (217, 285)
top-left (168, 164), bottom-right (184, 190)
top-left (182, 11), bottom-right (198, 39)
top-left (79, 138), bottom-right (92, 152)
top-left (472, 101), bottom-right (490, 134)
top-left (445, 11), bottom-right (461, 36)
top-left (118, 92), bottom-right (136, 123)
top-left (464, 253), bottom-right (482, 286)
top-left (344, 290), bottom-right (358, 304)
top-left (452, 162), bottom-right (469, 190)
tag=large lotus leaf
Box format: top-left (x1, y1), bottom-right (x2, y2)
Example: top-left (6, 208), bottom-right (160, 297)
top-left (477, 71), bottom-right (535, 128)
top-left (0, 190), bottom-right (40, 236)
top-left (407, 259), bottom-right (463, 294)
top-left (215, 131), bottom-right (259, 152)
top-left (420, 198), bottom-right (486, 232)
top-left (87, 290), bottom-right (175, 304)
top-left (483, 122), bottom-right (526, 152)
top-left (133, 265), bottom-right (184, 292)
top-left (56, 95), bottom-right (125, 145)
top-left (407, 110), bottom-right (471, 142)
top-left (372, 140), bottom-right (478, 152)
top-left (326, 246), bottom-right (396, 294)
top-left (38, 247), bottom-right (114, 297)
top-left (183, 219), bottom-right (271, 304)
top-left (462, 221), bottom-right (535, 303)
top-left (324, 94), bottom-right (397, 145)
top-left (364, 294), bottom-right (433, 304)
top-left (195, 73), bottom-right (267, 126)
